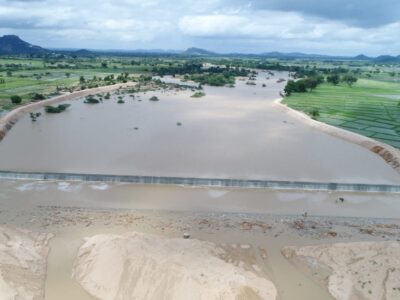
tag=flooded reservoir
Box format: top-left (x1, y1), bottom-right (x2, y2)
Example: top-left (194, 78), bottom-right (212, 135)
top-left (0, 71), bottom-right (399, 185)
top-left (1, 72), bottom-right (400, 300)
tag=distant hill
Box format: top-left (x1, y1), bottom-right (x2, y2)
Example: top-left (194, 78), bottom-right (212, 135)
top-left (259, 51), bottom-right (335, 59)
top-left (1, 35), bottom-right (399, 61)
top-left (74, 49), bottom-right (93, 55)
top-left (354, 54), bottom-right (371, 60)
top-left (183, 47), bottom-right (217, 56)
top-left (374, 55), bottom-right (400, 62)
top-left (0, 35), bottom-right (49, 54)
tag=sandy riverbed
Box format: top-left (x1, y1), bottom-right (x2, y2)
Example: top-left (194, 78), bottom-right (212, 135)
top-left (283, 241), bottom-right (400, 300)
top-left (0, 180), bottom-right (399, 299)
top-left (0, 227), bottom-right (52, 299)
top-left (73, 232), bottom-right (277, 300)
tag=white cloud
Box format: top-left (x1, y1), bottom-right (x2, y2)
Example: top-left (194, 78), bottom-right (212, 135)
top-left (178, 10), bottom-right (400, 54)
top-left (0, 0), bottom-right (399, 55)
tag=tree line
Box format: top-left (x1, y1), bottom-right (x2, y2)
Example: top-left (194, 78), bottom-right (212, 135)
top-left (284, 74), bottom-right (358, 96)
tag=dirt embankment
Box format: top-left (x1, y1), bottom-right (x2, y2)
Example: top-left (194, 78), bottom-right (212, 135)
top-left (275, 99), bottom-right (400, 175)
top-left (0, 83), bottom-right (135, 142)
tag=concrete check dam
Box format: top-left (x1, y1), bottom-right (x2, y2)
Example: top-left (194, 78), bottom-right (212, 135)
top-left (0, 171), bottom-right (399, 193)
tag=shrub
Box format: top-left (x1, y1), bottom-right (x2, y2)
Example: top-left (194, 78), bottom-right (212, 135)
top-left (84, 95), bottom-right (100, 104)
top-left (308, 108), bottom-right (320, 119)
top-left (149, 96), bottom-right (159, 101)
top-left (31, 93), bottom-right (46, 101)
top-left (10, 95), bottom-right (22, 104)
top-left (191, 91), bottom-right (205, 98)
top-left (45, 104), bottom-right (71, 113)
top-left (29, 112), bottom-right (41, 122)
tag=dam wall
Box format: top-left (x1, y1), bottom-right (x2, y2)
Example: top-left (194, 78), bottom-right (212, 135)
top-left (0, 171), bottom-right (399, 193)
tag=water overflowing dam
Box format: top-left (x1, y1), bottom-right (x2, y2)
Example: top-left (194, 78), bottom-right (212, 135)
top-left (1, 170), bottom-right (400, 193)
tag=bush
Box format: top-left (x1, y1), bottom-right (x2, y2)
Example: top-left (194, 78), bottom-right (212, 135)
top-left (191, 91), bottom-right (205, 98)
top-left (149, 96), bottom-right (159, 101)
top-left (308, 108), bottom-right (320, 119)
top-left (31, 93), bottom-right (46, 101)
top-left (29, 112), bottom-right (41, 122)
top-left (10, 95), bottom-right (22, 104)
top-left (84, 95), bottom-right (100, 104)
top-left (45, 104), bottom-right (71, 113)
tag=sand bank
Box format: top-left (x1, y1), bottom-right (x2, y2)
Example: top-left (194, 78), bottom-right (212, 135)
top-left (72, 232), bottom-right (277, 300)
top-left (0, 82), bottom-right (135, 142)
top-left (282, 241), bottom-right (400, 300)
top-left (275, 99), bottom-right (400, 175)
top-left (0, 227), bottom-right (52, 299)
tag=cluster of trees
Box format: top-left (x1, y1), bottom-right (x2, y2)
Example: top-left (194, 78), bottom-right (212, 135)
top-left (284, 76), bottom-right (324, 96)
top-left (152, 62), bottom-right (203, 76)
top-left (9, 93), bottom-right (46, 105)
top-left (327, 74), bottom-right (358, 86)
top-left (285, 73), bottom-right (358, 96)
top-left (78, 72), bottom-right (131, 90)
top-left (186, 73), bottom-right (236, 86)
top-left (152, 62), bottom-right (248, 86)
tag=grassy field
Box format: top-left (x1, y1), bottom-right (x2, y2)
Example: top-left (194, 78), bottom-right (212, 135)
top-left (0, 57), bottom-right (153, 110)
top-left (283, 79), bottom-right (400, 149)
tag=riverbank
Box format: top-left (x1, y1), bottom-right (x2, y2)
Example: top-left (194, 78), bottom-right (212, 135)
top-left (275, 98), bottom-right (400, 175)
top-left (0, 82), bottom-right (136, 142)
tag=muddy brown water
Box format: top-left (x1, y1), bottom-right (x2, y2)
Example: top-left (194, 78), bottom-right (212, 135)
top-left (0, 71), bottom-right (399, 184)
top-left (0, 71), bottom-right (400, 300)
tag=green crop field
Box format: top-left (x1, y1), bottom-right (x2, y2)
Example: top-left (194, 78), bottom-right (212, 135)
top-left (0, 57), bottom-right (152, 110)
top-left (283, 79), bottom-right (400, 149)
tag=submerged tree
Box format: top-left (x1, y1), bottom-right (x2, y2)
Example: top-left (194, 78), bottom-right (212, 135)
top-left (149, 96), bottom-right (159, 101)
top-left (84, 95), bottom-right (100, 104)
top-left (45, 104), bottom-right (71, 113)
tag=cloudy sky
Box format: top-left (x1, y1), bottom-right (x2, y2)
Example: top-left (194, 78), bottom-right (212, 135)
top-left (0, 0), bottom-right (399, 55)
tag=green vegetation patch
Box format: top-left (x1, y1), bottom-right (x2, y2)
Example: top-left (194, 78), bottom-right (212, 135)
top-left (283, 79), bottom-right (400, 149)
top-left (191, 91), bottom-right (206, 98)
top-left (44, 103), bottom-right (71, 113)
